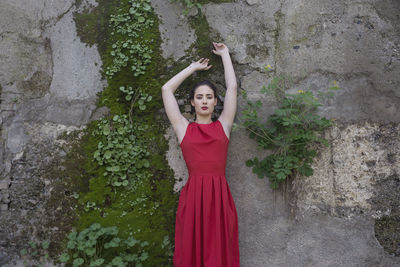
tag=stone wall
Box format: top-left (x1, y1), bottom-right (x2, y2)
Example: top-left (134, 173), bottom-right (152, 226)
top-left (0, 0), bottom-right (107, 265)
top-left (155, 0), bottom-right (400, 266)
top-left (0, 0), bottom-right (399, 265)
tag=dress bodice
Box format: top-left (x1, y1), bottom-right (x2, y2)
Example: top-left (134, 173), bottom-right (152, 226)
top-left (179, 119), bottom-right (229, 176)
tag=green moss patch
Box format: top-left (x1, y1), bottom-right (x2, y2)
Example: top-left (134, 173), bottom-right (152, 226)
top-left (53, 0), bottom-right (182, 265)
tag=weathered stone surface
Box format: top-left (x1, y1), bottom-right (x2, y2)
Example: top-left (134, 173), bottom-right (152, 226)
top-left (1, 0), bottom-right (399, 265)
top-left (151, 0), bottom-right (197, 61)
top-left (156, 0), bottom-right (400, 265)
top-left (238, 70), bottom-right (279, 123)
top-left (204, 0), bottom-right (400, 124)
top-left (164, 125), bottom-right (189, 193)
top-left (294, 122), bottom-right (400, 218)
top-left (0, 0), bottom-right (104, 265)
top-left (246, 0), bottom-right (259, 6)
top-left (0, 180), bottom-right (10, 190)
top-left (203, 1), bottom-right (281, 69)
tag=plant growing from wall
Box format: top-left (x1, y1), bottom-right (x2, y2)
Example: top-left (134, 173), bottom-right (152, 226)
top-left (106, 0), bottom-right (154, 78)
top-left (93, 114), bottom-right (152, 188)
top-left (119, 85), bottom-right (153, 123)
top-left (59, 223), bottom-right (149, 266)
top-left (240, 74), bottom-right (341, 189)
top-left (20, 239), bottom-right (51, 267)
top-left (68, 0), bottom-right (178, 265)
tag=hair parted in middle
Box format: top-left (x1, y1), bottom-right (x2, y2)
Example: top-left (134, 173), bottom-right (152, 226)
top-left (189, 80), bottom-right (219, 115)
top-left (189, 80), bottom-right (218, 100)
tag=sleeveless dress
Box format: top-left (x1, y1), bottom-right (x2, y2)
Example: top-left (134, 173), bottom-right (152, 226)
top-left (173, 119), bottom-right (240, 267)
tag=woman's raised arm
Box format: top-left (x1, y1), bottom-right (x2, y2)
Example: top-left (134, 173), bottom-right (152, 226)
top-left (212, 42), bottom-right (237, 133)
top-left (161, 58), bottom-right (212, 142)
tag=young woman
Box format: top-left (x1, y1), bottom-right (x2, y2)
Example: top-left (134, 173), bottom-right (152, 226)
top-left (161, 42), bottom-right (240, 267)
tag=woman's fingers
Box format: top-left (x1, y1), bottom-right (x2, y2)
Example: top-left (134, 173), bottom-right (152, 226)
top-left (198, 57), bottom-right (209, 63)
top-left (195, 58), bottom-right (212, 69)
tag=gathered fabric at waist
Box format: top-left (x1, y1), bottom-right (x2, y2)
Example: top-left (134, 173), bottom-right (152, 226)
top-left (186, 160), bottom-right (226, 176)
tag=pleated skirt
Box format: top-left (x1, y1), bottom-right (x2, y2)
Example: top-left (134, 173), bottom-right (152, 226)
top-left (173, 175), bottom-right (240, 267)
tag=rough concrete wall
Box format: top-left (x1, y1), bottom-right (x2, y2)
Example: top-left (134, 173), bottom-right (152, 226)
top-left (0, 0), bottom-right (399, 266)
top-left (294, 122), bottom-right (400, 218)
top-left (154, 0), bottom-right (400, 266)
top-left (0, 0), bottom-right (108, 265)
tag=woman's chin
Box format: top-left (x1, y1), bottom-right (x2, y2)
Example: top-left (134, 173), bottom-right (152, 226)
top-left (197, 110), bottom-right (212, 115)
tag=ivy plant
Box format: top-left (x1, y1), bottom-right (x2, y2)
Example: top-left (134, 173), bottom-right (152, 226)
top-left (20, 239), bottom-right (51, 267)
top-left (59, 223), bottom-right (149, 267)
top-left (93, 114), bottom-right (152, 188)
top-left (240, 74), bottom-right (341, 189)
top-left (106, 0), bottom-right (154, 78)
top-left (119, 85), bottom-right (153, 123)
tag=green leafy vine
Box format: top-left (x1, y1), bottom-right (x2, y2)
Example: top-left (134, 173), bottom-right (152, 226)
top-left (240, 74), bottom-right (341, 189)
top-left (106, 0), bottom-right (154, 77)
top-left (93, 114), bottom-right (152, 188)
top-left (59, 0), bottom-right (176, 266)
top-left (59, 223), bottom-right (149, 267)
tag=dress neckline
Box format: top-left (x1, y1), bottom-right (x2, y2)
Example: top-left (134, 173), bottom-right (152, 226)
top-left (192, 120), bottom-right (215, 125)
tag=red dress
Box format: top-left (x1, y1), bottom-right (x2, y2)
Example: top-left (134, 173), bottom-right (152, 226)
top-left (173, 119), bottom-right (240, 267)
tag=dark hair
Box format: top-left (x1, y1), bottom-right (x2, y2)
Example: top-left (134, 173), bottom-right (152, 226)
top-left (189, 80), bottom-right (218, 115)
top-left (189, 80), bottom-right (218, 100)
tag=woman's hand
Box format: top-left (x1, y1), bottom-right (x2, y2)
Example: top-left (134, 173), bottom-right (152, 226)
top-left (212, 42), bottom-right (229, 56)
top-left (190, 58), bottom-right (212, 71)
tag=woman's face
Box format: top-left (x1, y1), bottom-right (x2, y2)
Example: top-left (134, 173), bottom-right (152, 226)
top-left (191, 85), bottom-right (217, 116)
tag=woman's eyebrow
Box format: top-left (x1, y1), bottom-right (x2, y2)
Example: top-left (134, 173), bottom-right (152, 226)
top-left (195, 93), bottom-right (213, 96)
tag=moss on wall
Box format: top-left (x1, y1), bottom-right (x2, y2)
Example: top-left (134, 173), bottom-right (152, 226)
top-left (53, 0), bottom-right (184, 265)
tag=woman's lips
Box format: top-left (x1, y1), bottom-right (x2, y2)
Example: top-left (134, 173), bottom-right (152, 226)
top-left (201, 107), bottom-right (208, 110)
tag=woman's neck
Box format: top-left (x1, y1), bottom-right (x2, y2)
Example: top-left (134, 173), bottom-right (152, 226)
top-left (195, 115), bottom-right (213, 124)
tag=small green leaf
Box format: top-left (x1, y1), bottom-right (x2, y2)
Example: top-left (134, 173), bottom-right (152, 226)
top-left (41, 240), bottom-right (50, 249)
top-left (143, 3), bottom-right (151, 10)
top-left (29, 241), bottom-right (36, 249)
top-left (73, 258), bottom-right (84, 266)
top-left (20, 249), bottom-right (27, 256)
top-left (103, 125), bottom-right (110, 135)
top-left (276, 172), bottom-right (286, 180)
top-left (143, 159), bottom-right (150, 168)
top-left (245, 159), bottom-right (254, 167)
top-left (59, 253), bottom-right (70, 263)
top-left (90, 258), bottom-right (104, 267)
top-left (104, 151), bottom-right (112, 160)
